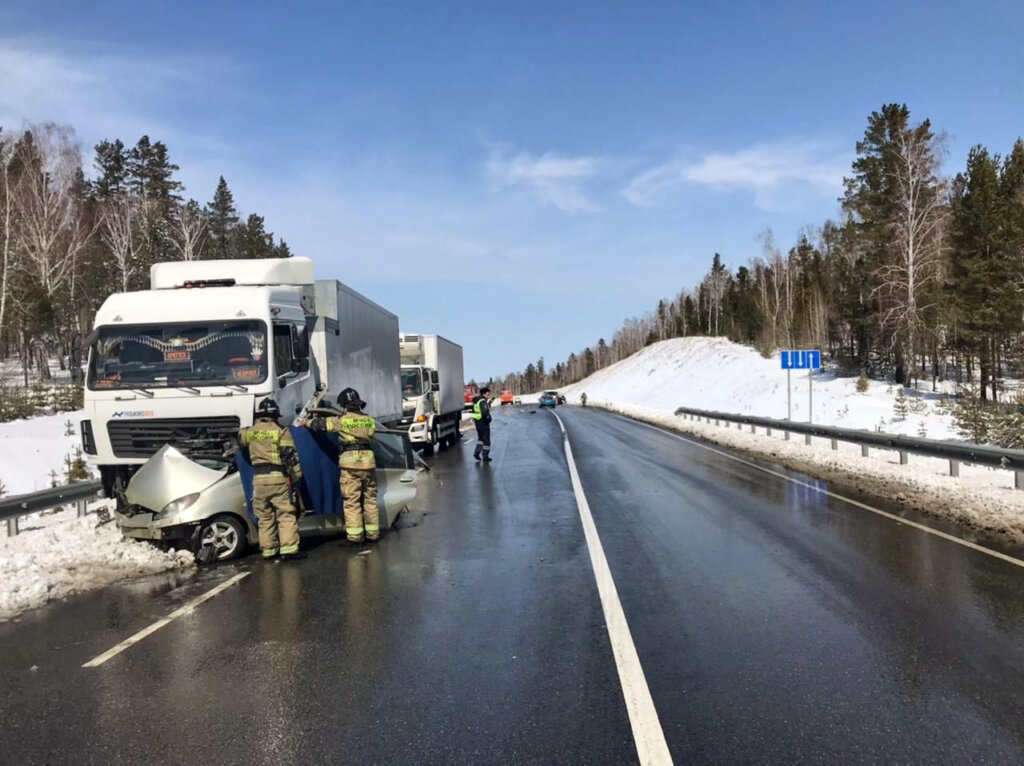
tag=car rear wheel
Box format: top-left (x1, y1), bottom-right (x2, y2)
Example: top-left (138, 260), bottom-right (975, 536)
top-left (197, 515), bottom-right (247, 562)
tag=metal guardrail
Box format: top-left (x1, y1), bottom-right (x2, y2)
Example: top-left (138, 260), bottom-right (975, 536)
top-left (0, 480), bottom-right (104, 536)
top-left (673, 406), bottom-right (1024, 489)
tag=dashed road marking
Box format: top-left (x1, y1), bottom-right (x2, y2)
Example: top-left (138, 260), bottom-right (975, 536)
top-left (618, 413), bottom-right (1024, 571)
top-left (550, 411), bottom-right (674, 766)
top-left (82, 572), bottom-right (250, 668)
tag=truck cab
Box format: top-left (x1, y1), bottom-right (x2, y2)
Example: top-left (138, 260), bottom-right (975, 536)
top-left (398, 334), bottom-right (464, 457)
top-left (83, 259), bottom-right (317, 503)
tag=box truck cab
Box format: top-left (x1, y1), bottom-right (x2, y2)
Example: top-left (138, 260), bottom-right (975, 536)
top-left (83, 257), bottom-right (402, 503)
top-left (398, 334), bottom-right (464, 457)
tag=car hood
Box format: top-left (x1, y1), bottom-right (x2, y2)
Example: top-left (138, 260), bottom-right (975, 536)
top-left (125, 444), bottom-right (228, 512)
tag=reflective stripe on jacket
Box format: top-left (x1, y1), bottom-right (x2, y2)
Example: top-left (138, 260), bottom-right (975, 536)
top-left (325, 411), bottom-right (377, 469)
top-left (238, 418), bottom-right (302, 483)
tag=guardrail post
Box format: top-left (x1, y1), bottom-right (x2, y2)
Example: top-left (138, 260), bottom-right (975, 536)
top-left (76, 499), bottom-right (88, 518)
top-left (804, 434), bottom-right (811, 446)
top-left (831, 438), bottom-right (838, 451)
top-left (948, 459), bottom-right (959, 478)
top-left (861, 445), bottom-right (869, 458)
top-left (899, 450), bottom-right (909, 465)
top-left (766, 427), bottom-right (772, 436)
top-left (6, 517), bottom-right (17, 537)
top-left (1016, 471), bottom-right (1024, 491)
top-left (784, 430), bottom-right (790, 441)
top-left (750, 424), bottom-right (755, 434)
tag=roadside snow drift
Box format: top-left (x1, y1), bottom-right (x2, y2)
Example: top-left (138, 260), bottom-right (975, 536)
top-left (0, 409), bottom-right (92, 496)
top-left (555, 338), bottom-right (1024, 542)
top-left (0, 518), bottom-right (194, 621)
top-left (561, 337), bottom-right (958, 439)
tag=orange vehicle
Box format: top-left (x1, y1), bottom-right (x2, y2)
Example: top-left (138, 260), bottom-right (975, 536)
top-left (500, 388), bottom-right (515, 406)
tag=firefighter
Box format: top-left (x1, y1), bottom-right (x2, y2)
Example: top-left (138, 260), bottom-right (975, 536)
top-left (473, 386), bottom-right (493, 462)
top-left (237, 398), bottom-right (305, 560)
top-left (311, 387), bottom-right (379, 543)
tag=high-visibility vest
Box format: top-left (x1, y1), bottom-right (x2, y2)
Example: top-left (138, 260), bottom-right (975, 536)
top-left (473, 398), bottom-right (485, 421)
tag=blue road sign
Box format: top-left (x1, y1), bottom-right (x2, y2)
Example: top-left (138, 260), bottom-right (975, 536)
top-left (781, 350), bottom-right (821, 370)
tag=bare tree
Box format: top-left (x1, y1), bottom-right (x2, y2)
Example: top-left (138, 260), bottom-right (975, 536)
top-left (14, 125), bottom-right (92, 301)
top-left (0, 134), bottom-right (15, 344)
top-left (102, 195), bottom-right (144, 292)
top-left (171, 198), bottom-right (208, 261)
top-left (874, 128), bottom-right (949, 384)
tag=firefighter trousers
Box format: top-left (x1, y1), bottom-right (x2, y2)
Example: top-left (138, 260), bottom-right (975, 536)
top-left (341, 468), bottom-right (379, 542)
top-left (252, 479), bottom-right (300, 556)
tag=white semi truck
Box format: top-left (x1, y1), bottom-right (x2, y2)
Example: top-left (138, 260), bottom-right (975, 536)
top-left (82, 257), bottom-right (402, 503)
top-left (397, 334), bottom-right (464, 456)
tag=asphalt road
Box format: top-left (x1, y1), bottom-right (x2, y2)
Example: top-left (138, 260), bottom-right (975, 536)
top-left (3, 405), bottom-right (1024, 764)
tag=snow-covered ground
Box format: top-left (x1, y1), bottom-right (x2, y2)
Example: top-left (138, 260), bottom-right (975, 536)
top-left (0, 410), bottom-right (92, 496)
top-left (554, 338), bottom-right (1024, 542)
top-left (0, 515), bottom-right (194, 621)
top-left (561, 337), bottom-right (959, 439)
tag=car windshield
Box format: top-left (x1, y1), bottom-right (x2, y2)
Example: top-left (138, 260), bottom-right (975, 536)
top-left (87, 320), bottom-right (267, 390)
top-left (401, 370), bottom-right (423, 396)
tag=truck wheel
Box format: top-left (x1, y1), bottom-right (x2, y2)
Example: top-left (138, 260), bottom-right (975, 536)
top-left (197, 515), bottom-right (247, 562)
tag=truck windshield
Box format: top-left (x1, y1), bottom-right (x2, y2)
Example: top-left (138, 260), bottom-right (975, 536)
top-left (401, 369), bottom-right (423, 397)
top-left (87, 321), bottom-right (268, 390)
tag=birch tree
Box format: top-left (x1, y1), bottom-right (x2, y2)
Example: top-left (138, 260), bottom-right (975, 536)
top-left (102, 195), bottom-right (144, 292)
top-left (171, 198), bottom-right (208, 261)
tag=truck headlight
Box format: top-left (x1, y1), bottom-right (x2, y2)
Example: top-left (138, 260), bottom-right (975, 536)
top-left (415, 415), bottom-right (427, 423)
top-left (159, 492), bottom-right (201, 518)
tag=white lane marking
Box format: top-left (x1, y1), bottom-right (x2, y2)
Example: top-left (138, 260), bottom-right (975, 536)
top-left (82, 572), bottom-right (250, 668)
top-left (617, 413), bottom-right (1024, 571)
top-left (551, 411), bottom-right (674, 766)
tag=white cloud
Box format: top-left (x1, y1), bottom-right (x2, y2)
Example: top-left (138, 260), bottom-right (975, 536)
top-left (623, 140), bottom-right (849, 212)
top-left (486, 148), bottom-right (603, 213)
top-left (621, 161), bottom-right (685, 207)
top-left (0, 39), bottom-right (236, 176)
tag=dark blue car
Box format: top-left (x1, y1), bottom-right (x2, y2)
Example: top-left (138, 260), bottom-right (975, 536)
top-left (539, 391), bottom-right (558, 407)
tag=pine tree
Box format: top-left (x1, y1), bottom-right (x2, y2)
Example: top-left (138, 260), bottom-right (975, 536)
top-left (856, 371), bottom-right (869, 393)
top-left (206, 177), bottom-right (239, 259)
top-left (950, 146), bottom-right (1007, 400)
top-left (893, 387), bottom-right (909, 420)
top-left (237, 213), bottom-right (274, 259)
top-left (93, 139), bottom-right (129, 199)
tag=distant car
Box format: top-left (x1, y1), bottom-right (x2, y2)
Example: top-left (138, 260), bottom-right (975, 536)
top-left (539, 391), bottom-right (558, 408)
top-left (514, 396), bottom-right (522, 405)
top-left (500, 389), bottom-right (515, 406)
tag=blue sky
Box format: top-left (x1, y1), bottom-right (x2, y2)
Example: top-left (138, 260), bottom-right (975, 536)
top-left (2, 1), bottom-right (1023, 378)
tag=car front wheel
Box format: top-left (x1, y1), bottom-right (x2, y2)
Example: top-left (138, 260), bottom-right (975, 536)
top-left (197, 515), bottom-right (248, 562)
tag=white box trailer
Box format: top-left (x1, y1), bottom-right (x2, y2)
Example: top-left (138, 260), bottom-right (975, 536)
top-left (398, 334), bottom-right (465, 455)
top-left (82, 257), bottom-right (401, 502)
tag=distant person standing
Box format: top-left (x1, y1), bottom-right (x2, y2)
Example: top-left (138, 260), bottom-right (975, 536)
top-left (311, 387), bottom-right (380, 544)
top-left (580, 392), bottom-right (588, 407)
top-left (473, 387), bottom-right (493, 462)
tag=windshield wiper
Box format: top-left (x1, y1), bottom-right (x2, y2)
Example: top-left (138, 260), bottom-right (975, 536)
top-left (173, 385), bottom-right (201, 395)
top-left (131, 388), bottom-right (155, 398)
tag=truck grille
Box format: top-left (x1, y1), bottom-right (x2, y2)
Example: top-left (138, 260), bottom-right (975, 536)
top-left (107, 417), bottom-right (241, 459)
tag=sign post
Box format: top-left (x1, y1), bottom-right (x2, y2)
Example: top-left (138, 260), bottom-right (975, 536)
top-left (781, 349), bottom-right (821, 426)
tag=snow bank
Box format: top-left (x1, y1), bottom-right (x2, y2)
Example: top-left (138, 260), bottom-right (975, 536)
top-left (549, 338), bottom-right (1024, 542)
top-left (0, 410), bottom-right (92, 496)
top-left (0, 517), bottom-right (194, 622)
top-left (561, 337), bottom-right (958, 439)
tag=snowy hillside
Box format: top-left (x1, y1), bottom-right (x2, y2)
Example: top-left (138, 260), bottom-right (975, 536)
top-left (560, 337), bottom-right (959, 440)
top-left (0, 410), bottom-right (92, 497)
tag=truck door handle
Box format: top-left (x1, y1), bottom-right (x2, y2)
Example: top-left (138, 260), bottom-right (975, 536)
top-left (295, 405), bottom-right (302, 413)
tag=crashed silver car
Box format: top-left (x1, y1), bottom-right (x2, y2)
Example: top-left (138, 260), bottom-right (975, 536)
top-left (115, 430), bottom-right (419, 561)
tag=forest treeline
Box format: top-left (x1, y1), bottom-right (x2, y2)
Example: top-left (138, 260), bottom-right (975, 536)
top-left (503, 104), bottom-right (1024, 408)
top-left (0, 123), bottom-right (289, 382)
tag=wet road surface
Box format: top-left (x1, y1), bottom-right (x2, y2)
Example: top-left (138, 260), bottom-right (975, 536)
top-left (3, 405), bottom-right (1024, 764)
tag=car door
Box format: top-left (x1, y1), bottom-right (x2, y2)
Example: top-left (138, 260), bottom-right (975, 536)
top-left (372, 429), bottom-right (418, 527)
